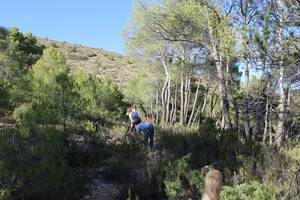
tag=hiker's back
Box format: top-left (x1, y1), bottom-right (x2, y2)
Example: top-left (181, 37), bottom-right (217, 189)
top-left (131, 111), bottom-right (141, 124)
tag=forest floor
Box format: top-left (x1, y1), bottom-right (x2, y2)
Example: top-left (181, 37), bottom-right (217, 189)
top-left (78, 167), bottom-right (122, 200)
top-left (74, 130), bottom-right (162, 200)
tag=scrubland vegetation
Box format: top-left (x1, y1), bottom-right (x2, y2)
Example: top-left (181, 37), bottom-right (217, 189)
top-left (0, 0), bottom-right (299, 199)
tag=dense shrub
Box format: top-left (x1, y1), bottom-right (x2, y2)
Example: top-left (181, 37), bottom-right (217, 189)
top-left (73, 69), bottom-right (126, 126)
top-left (220, 181), bottom-right (275, 200)
top-left (0, 127), bottom-right (75, 199)
top-left (163, 154), bottom-right (215, 200)
top-left (0, 80), bottom-right (10, 117)
top-left (157, 119), bottom-right (242, 170)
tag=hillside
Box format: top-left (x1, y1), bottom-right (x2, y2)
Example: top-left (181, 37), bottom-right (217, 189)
top-left (37, 38), bottom-right (141, 88)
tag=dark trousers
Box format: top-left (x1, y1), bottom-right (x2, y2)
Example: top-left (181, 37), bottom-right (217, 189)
top-left (144, 131), bottom-right (154, 149)
top-left (130, 120), bottom-right (141, 132)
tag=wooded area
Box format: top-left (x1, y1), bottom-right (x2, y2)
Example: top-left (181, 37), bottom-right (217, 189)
top-left (0, 0), bottom-right (299, 199)
top-left (124, 0), bottom-right (299, 146)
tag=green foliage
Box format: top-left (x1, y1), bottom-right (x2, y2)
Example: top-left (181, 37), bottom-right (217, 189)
top-left (73, 69), bottom-right (125, 126)
top-left (187, 166), bottom-right (214, 194)
top-left (12, 103), bottom-right (33, 124)
top-left (164, 179), bottom-right (183, 199)
top-left (0, 2), bottom-right (298, 197)
top-left (163, 154), bottom-right (215, 200)
top-left (282, 145), bottom-right (300, 161)
top-left (0, 27), bottom-right (44, 113)
top-left (0, 80), bottom-right (10, 117)
top-left (164, 155), bottom-right (189, 199)
top-left (0, 27), bottom-right (8, 50)
top-left (157, 120), bottom-right (226, 169)
top-left (124, 0), bottom-right (234, 59)
top-left (0, 127), bottom-right (75, 199)
top-left (220, 181), bottom-right (275, 200)
top-left (20, 48), bottom-right (84, 128)
top-left (125, 66), bottom-right (160, 110)
top-left (7, 27), bottom-right (44, 71)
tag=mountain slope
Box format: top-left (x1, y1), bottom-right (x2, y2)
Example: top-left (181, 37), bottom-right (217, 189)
top-left (37, 38), bottom-right (141, 88)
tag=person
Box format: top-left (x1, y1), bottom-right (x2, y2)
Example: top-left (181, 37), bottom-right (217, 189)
top-left (128, 106), bottom-right (141, 132)
top-left (136, 114), bottom-right (154, 150)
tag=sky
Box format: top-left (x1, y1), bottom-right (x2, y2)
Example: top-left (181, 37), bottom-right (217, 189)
top-left (0, 0), bottom-right (134, 54)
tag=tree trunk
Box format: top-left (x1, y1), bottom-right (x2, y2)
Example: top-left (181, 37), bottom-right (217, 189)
top-left (155, 90), bottom-right (159, 124)
top-left (240, 3), bottom-right (251, 138)
top-left (276, 67), bottom-right (286, 147)
top-left (212, 48), bottom-right (232, 130)
top-left (183, 74), bottom-right (188, 124)
top-left (184, 73), bottom-right (191, 124)
top-left (244, 60), bottom-right (250, 139)
top-left (269, 115), bottom-right (273, 145)
top-left (161, 80), bottom-right (167, 123)
top-left (210, 89), bottom-right (218, 118)
top-left (232, 97), bottom-right (239, 132)
top-left (263, 96), bottom-right (269, 144)
top-left (286, 83), bottom-right (291, 109)
top-left (199, 90), bottom-right (208, 124)
top-left (227, 61), bottom-right (239, 132)
top-left (170, 95), bottom-right (174, 124)
top-left (192, 97), bottom-right (202, 125)
top-left (161, 54), bottom-right (169, 124)
top-left (172, 86), bottom-right (177, 124)
top-left (180, 69), bottom-right (184, 125)
top-left (275, 0), bottom-right (286, 147)
top-left (166, 74), bottom-right (171, 123)
top-left (188, 78), bottom-right (200, 126)
top-left (262, 50), bottom-right (269, 144)
top-left (201, 90), bottom-right (208, 114)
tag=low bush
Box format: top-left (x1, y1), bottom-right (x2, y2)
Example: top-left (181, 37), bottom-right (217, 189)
top-left (221, 181), bottom-right (275, 200)
top-left (87, 52), bottom-right (97, 57)
top-left (0, 126), bottom-right (75, 199)
top-left (163, 154), bottom-right (215, 200)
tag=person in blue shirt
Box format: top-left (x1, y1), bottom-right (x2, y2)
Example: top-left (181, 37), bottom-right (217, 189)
top-left (136, 114), bottom-right (154, 150)
top-left (127, 106), bottom-right (141, 132)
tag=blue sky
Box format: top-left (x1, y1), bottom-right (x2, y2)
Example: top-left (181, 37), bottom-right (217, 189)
top-left (0, 0), bottom-right (134, 54)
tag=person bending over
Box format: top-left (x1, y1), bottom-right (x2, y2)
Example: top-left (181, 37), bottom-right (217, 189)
top-left (136, 114), bottom-right (154, 150)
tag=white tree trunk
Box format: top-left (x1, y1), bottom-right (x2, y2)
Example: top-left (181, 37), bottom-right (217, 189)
top-left (188, 78), bottom-right (200, 126)
top-left (180, 69), bottom-right (184, 125)
top-left (275, 0), bottom-right (286, 147)
top-left (276, 67), bottom-right (286, 147)
top-left (263, 96), bottom-right (269, 144)
top-left (212, 48), bottom-right (232, 130)
top-left (161, 53), bottom-right (170, 124)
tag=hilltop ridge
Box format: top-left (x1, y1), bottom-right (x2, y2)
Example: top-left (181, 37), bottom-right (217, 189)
top-left (37, 38), bottom-right (141, 88)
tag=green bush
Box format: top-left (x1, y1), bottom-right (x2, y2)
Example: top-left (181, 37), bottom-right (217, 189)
top-left (221, 181), bottom-right (275, 200)
top-left (187, 165), bottom-right (214, 194)
top-left (73, 70), bottom-right (126, 125)
top-left (12, 103), bottom-right (33, 123)
top-left (163, 155), bottom-right (214, 200)
top-left (164, 179), bottom-right (183, 199)
top-left (164, 155), bottom-right (189, 199)
top-left (0, 80), bottom-right (10, 116)
top-left (0, 126), bottom-right (75, 199)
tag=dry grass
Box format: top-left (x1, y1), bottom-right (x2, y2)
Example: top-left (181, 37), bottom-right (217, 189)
top-left (37, 38), bottom-right (141, 89)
